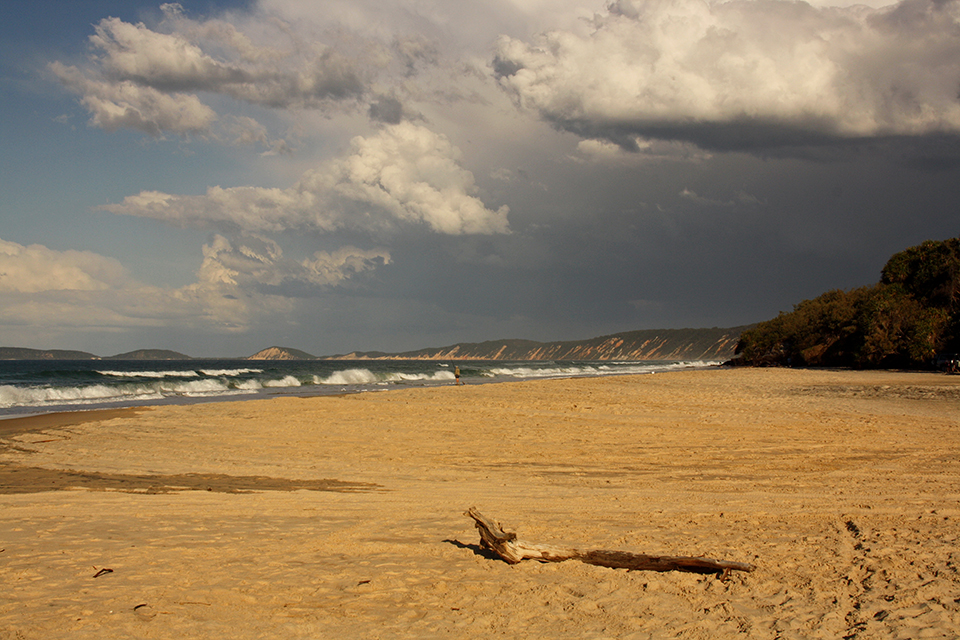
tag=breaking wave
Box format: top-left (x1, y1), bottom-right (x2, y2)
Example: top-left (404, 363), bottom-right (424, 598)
top-left (200, 368), bottom-right (263, 376)
top-left (316, 368), bottom-right (455, 385)
top-left (0, 379), bottom-right (244, 410)
top-left (486, 361), bottom-right (718, 379)
top-left (97, 369), bottom-right (201, 378)
top-left (0, 358), bottom-right (721, 415)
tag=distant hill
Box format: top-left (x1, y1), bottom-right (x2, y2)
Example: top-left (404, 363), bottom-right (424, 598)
top-left (330, 326), bottom-right (751, 361)
top-left (247, 346), bottom-right (319, 360)
top-left (0, 326), bottom-right (751, 363)
top-left (0, 347), bottom-right (192, 360)
top-left (105, 349), bottom-right (192, 360)
top-left (0, 347), bottom-right (99, 360)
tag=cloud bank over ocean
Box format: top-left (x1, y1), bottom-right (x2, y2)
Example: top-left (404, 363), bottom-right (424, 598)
top-left (2, 0), bottom-right (959, 354)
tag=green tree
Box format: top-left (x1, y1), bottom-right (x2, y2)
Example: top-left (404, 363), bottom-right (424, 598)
top-left (881, 237), bottom-right (960, 353)
top-left (734, 288), bottom-right (865, 366)
top-left (881, 238), bottom-right (960, 311)
top-left (854, 285), bottom-right (948, 367)
top-left (733, 235), bottom-right (959, 369)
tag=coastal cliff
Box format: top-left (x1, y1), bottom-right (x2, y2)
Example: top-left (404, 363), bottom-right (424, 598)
top-left (331, 326), bottom-right (751, 361)
top-left (2, 327), bottom-right (751, 362)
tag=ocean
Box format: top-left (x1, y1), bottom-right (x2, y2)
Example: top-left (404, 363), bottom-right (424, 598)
top-left (0, 358), bottom-right (720, 418)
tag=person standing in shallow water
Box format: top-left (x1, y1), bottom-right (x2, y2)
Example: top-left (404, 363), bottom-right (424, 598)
top-left (454, 365), bottom-right (461, 385)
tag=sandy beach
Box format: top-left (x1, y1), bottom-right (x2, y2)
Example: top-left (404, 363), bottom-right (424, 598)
top-left (2, 367), bottom-right (959, 639)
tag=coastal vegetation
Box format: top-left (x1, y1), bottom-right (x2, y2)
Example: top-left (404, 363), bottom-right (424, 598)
top-left (731, 236), bottom-right (960, 369)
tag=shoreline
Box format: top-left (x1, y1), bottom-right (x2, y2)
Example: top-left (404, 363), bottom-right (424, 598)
top-left (2, 360), bottom-right (950, 423)
top-left (3, 367), bottom-right (959, 638)
top-left (0, 359), bottom-right (722, 423)
top-left (0, 407), bottom-right (147, 436)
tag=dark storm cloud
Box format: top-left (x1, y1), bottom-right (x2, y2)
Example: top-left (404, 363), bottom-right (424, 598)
top-left (369, 95), bottom-right (405, 124)
top-left (13, 0), bottom-right (960, 357)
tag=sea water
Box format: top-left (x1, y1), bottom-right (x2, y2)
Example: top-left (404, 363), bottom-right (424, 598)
top-left (0, 359), bottom-right (719, 417)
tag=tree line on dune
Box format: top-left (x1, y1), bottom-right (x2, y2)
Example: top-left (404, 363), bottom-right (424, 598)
top-left (731, 236), bottom-right (960, 369)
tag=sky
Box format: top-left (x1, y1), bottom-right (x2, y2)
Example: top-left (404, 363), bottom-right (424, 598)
top-left (1, 0), bottom-right (959, 357)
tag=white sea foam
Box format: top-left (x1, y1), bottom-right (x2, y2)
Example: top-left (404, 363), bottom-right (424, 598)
top-left (488, 365), bottom-right (595, 378)
top-left (97, 367), bottom-right (264, 379)
top-left (0, 377), bottom-right (247, 409)
top-left (319, 369), bottom-right (379, 385)
top-left (262, 375), bottom-right (302, 388)
top-left (653, 360), bottom-right (722, 370)
top-left (384, 371), bottom-right (455, 382)
top-left (0, 359), bottom-right (722, 412)
top-left (97, 369), bottom-right (200, 378)
top-left (0, 383), bottom-right (162, 408)
top-left (488, 361), bottom-right (719, 379)
top-left (200, 368), bottom-right (263, 376)
top-left (160, 379), bottom-right (232, 396)
top-left (317, 368), bottom-right (455, 385)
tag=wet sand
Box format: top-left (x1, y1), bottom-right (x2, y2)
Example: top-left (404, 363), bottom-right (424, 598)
top-left (0, 408), bottom-right (143, 436)
top-left (2, 368), bottom-right (959, 639)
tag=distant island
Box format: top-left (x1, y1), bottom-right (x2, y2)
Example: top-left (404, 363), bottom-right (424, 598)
top-left (247, 346), bottom-right (319, 360)
top-left (0, 347), bottom-right (191, 361)
top-left (1, 326), bottom-right (750, 362)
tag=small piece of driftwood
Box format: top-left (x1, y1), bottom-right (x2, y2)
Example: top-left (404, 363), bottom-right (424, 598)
top-left (465, 507), bottom-right (754, 575)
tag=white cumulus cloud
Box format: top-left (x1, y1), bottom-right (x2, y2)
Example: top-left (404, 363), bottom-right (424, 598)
top-left (197, 234), bottom-right (390, 292)
top-left (50, 61), bottom-right (218, 136)
top-left (102, 122), bottom-right (510, 235)
top-left (0, 237), bottom-right (204, 332)
top-left (0, 235), bottom-right (389, 337)
top-left (494, 0), bottom-right (960, 151)
top-left (48, 3), bottom-right (386, 139)
top-left (89, 13), bottom-right (364, 106)
top-left (0, 238), bottom-right (132, 293)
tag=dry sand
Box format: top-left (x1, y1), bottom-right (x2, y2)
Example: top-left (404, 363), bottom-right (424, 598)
top-left (1, 367), bottom-right (959, 639)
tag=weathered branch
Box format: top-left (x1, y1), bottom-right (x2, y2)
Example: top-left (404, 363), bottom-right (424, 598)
top-left (464, 507), bottom-right (754, 575)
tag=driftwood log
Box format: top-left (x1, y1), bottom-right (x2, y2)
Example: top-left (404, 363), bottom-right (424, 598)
top-left (465, 507), bottom-right (754, 576)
